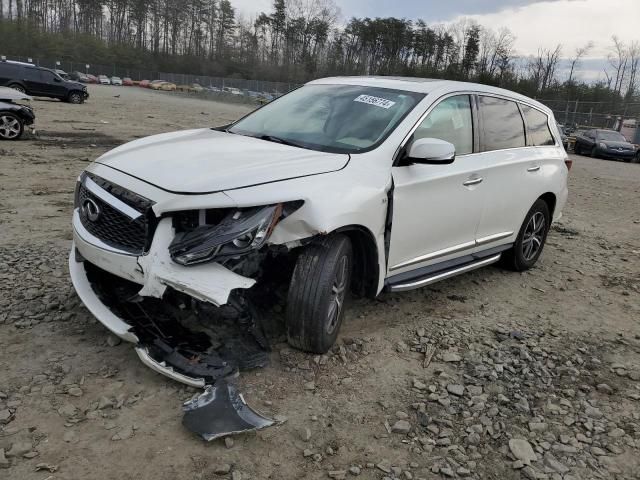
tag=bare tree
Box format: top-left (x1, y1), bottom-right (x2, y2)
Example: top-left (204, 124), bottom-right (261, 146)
top-left (608, 35), bottom-right (629, 97)
top-left (567, 41), bottom-right (593, 85)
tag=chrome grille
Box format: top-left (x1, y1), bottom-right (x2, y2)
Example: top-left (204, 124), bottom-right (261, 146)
top-left (77, 175), bottom-right (154, 254)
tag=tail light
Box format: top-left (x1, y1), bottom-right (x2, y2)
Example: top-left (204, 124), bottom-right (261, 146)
top-left (564, 159), bottom-right (573, 171)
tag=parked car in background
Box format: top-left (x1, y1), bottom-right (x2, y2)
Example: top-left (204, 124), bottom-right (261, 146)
top-left (573, 129), bottom-right (636, 161)
top-left (191, 83), bottom-right (204, 92)
top-left (223, 86), bottom-right (243, 96)
top-left (55, 69), bottom-right (70, 80)
top-left (0, 86), bottom-right (35, 140)
top-left (159, 82), bottom-right (177, 91)
top-left (98, 75), bottom-right (111, 85)
top-left (205, 86), bottom-right (221, 93)
top-left (111, 76), bottom-right (123, 86)
top-left (149, 80), bottom-right (166, 90)
top-left (0, 61), bottom-right (89, 104)
top-left (139, 79), bottom-right (151, 88)
top-left (85, 74), bottom-right (98, 84)
top-left (122, 77), bottom-right (134, 86)
top-left (69, 71), bottom-right (90, 83)
top-left (69, 77), bottom-right (569, 384)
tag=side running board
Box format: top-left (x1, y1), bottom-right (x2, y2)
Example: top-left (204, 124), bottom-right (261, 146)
top-left (387, 254), bottom-right (502, 292)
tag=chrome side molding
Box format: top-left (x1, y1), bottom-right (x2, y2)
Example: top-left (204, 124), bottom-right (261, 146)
top-left (390, 232), bottom-right (512, 272)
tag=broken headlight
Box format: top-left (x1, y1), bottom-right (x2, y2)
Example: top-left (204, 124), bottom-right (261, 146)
top-left (169, 202), bottom-right (301, 266)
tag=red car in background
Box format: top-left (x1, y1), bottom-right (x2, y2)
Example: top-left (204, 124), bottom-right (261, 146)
top-left (122, 77), bottom-right (134, 86)
top-left (139, 79), bottom-right (151, 88)
top-left (85, 74), bottom-right (98, 84)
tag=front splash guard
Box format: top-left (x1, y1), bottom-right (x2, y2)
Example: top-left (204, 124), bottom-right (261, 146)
top-left (182, 379), bottom-right (275, 441)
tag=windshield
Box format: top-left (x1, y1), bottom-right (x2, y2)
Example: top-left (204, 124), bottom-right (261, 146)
top-left (228, 84), bottom-right (424, 154)
top-left (598, 131), bottom-right (627, 142)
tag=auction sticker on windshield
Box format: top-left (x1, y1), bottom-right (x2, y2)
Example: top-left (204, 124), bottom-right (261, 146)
top-left (354, 95), bottom-right (396, 109)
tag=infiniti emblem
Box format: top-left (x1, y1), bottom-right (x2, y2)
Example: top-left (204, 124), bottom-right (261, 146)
top-left (82, 198), bottom-right (101, 222)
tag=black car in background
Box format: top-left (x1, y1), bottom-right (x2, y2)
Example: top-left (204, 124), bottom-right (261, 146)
top-left (573, 129), bottom-right (636, 161)
top-left (0, 86), bottom-right (35, 140)
top-left (0, 61), bottom-right (89, 104)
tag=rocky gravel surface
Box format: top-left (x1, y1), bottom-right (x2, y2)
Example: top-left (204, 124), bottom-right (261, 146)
top-left (0, 86), bottom-right (639, 479)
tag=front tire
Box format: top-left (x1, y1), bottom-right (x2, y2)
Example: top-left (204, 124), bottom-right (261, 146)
top-left (574, 143), bottom-right (581, 155)
top-left (286, 234), bottom-right (353, 354)
top-left (591, 146), bottom-right (598, 158)
top-left (67, 92), bottom-right (84, 104)
top-left (0, 113), bottom-right (24, 140)
top-left (501, 199), bottom-right (550, 272)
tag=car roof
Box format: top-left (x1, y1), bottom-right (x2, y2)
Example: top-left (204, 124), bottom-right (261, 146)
top-left (307, 76), bottom-right (551, 113)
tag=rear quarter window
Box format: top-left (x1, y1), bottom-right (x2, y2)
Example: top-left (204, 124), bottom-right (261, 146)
top-left (521, 105), bottom-right (555, 146)
top-left (0, 63), bottom-right (21, 78)
top-left (478, 96), bottom-right (526, 151)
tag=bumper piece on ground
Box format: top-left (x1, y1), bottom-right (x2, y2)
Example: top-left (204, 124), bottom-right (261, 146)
top-left (182, 379), bottom-right (275, 441)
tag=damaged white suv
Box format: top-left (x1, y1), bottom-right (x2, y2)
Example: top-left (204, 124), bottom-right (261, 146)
top-left (70, 77), bottom-right (568, 386)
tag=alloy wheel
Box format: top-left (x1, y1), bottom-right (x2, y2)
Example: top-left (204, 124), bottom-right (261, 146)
top-left (326, 255), bottom-right (349, 335)
top-left (0, 115), bottom-right (21, 139)
top-left (521, 212), bottom-right (546, 261)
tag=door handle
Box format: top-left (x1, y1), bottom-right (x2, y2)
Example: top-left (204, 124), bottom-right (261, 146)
top-left (527, 166), bottom-right (541, 172)
top-left (463, 177), bottom-right (483, 187)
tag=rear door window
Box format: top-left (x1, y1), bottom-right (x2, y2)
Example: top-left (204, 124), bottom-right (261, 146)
top-left (478, 96), bottom-right (526, 151)
top-left (22, 67), bottom-right (41, 82)
top-left (521, 105), bottom-right (554, 146)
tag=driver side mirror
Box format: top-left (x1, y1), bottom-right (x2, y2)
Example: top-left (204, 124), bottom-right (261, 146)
top-left (405, 138), bottom-right (455, 165)
top-left (54, 77), bottom-right (61, 82)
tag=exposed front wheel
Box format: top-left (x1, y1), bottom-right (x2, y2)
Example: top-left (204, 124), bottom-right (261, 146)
top-left (501, 199), bottom-right (550, 272)
top-left (286, 234), bottom-right (353, 354)
top-left (0, 113), bottom-right (24, 140)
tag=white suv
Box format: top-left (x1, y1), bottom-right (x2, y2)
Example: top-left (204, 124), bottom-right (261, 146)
top-left (70, 77), bottom-right (568, 384)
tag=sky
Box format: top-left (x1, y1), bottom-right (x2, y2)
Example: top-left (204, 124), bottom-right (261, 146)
top-left (232, 0), bottom-right (640, 82)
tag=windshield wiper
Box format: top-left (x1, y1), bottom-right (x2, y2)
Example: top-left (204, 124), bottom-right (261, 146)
top-left (254, 134), bottom-right (309, 149)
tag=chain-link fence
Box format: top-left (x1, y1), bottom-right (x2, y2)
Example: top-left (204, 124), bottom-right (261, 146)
top-left (2, 55), bottom-right (301, 95)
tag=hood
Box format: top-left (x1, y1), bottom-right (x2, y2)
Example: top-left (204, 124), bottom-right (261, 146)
top-left (65, 80), bottom-right (86, 89)
top-left (0, 86), bottom-right (32, 102)
top-left (95, 128), bottom-right (350, 194)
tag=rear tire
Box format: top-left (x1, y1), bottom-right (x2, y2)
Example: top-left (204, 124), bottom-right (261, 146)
top-left (286, 234), bottom-right (353, 354)
top-left (590, 146), bottom-right (598, 158)
top-left (8, 84), bottom-right (26, 94)
top-left (0, 112), bottom-right (24, 140)
top-left (501, 199), bottom-right (550, 272)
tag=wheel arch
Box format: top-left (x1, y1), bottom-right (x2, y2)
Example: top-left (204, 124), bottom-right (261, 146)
top-left (538, 192), bottom-right (557, 218)
top-left (332, 225), bottom-right (379, 299)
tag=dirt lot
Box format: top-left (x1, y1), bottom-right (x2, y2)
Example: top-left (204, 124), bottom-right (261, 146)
top-left (0, 85), bottom-right (639, 480)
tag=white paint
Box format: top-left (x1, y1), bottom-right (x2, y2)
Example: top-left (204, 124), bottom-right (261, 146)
top-left (71, 76), bottom-right (568, 357)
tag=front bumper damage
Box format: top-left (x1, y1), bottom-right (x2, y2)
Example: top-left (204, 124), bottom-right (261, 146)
top-left (70, 215), bottom-right (278, 440)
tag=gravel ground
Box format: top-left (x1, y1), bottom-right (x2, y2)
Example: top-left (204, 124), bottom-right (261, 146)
top-left (0, 85), bottom-right (639, 480)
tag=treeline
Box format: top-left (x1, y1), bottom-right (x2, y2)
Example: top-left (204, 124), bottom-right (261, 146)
top-left (1, 0), bottom-right (639, 110)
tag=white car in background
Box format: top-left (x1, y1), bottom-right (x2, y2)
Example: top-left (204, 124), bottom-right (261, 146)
top-left (110, 76), bottom-right (123, 86)
top-left (69, 76), bottom-right (569, 385)
top-left (98, 75), bottom-right (110, 85)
